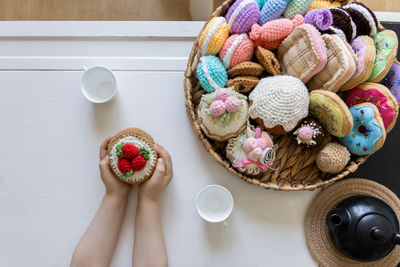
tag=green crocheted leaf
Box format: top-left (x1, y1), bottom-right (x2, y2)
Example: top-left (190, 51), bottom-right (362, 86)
top-left (121, 170), bottom-right (133, 179)
top-left (201, 93), bottom-right (216, 104)
top-left (116, 142), bottom-right (124, 157)
top-left (140, 147), bottom-right (150, 160)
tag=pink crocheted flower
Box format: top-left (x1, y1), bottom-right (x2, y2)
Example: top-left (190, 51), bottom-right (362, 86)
top-left (256, 138), bottom-right (267, 150)
top-left (298, 125), bottom-right (314, 141)
top-left (243, 137), bottom-right (257, 152)
top-left (215, 88), bottom-right (231, 102)
top-left (248, 147), bottom-right (262, 161)
top-left (225, 96), bottom-right (241, 113)
top-left (209, 100), bottom-right (226, 117)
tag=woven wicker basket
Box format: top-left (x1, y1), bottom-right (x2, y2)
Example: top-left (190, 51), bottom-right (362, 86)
top-left (184, 0), bottom-right (371, 191)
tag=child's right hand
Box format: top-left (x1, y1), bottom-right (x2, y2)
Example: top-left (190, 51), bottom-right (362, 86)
top-left (138, 144), bottom-right (173, 203)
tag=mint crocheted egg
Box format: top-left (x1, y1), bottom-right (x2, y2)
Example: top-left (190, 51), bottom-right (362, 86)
top-left (197, 55), bottom-right (228, 92)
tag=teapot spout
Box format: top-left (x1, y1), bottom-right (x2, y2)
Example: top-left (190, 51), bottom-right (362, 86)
top-left (394, 234), bottom-right (400, 245)
top-left (326, 209), bottom-right (349, 232)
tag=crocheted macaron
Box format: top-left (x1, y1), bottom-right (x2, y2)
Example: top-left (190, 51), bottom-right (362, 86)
top-left (198, 17), bottom-right (230, 56)
top-left (343, 2), bottom-right (378, 37)
top-left (258, 0), bottom-right (290, 25)
top-left (381, 61), bottom-right (400, 104)
top-left (283, 0), bottom-right (313, 19)
top-left (108, 128), bottom-right (158, 184)
top-left (249, 75), bottom-right (310, 135)
top-left (316, 142), bottom-right (350, 174)
top-left (219, 33), bottom-right (254, 69)
top-left (322, 8), bottom-right (356, 43)
top-left (198, 87), bottom-right (249, 141)
top-left (225, 0), bottom-right (260, 34)
top-left (197, 55), bottom-right (228, 93)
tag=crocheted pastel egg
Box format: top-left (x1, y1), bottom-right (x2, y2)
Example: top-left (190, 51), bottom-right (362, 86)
top-left (283, 0), bottom-right (313, 19)
top-left (198, 17), bottom-right (230, 56)
top-left (198, 87), bottom-right (249, 141)
top-left (225, 0), bottom-right (260, 34)
top-left (259, 0), bottom-right (289, 25)
top-left (249, 75), bottom-right (310, 135)
top-left (316, 142), bottom-right (350, 174)
top-left (197, 55), bottom-right (228, 92)
top-left (219, 34), bottom-right (254, 69)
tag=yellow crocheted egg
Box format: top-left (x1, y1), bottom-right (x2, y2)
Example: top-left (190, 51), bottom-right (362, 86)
top-left (198, 17), bottom-right (230, 56)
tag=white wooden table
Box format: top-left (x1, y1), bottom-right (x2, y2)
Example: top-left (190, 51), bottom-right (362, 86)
top-left (0, 17), bottom-right (396, 266)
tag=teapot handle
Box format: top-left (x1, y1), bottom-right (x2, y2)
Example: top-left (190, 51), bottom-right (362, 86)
top-left (394, 234), bottom-right (400, 245)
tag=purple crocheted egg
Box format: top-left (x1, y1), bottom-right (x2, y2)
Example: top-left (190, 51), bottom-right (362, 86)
top-left (226, 0), bottom-right (260, 34)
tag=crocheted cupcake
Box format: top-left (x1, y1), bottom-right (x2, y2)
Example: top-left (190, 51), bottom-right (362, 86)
top-left (226, 126), bottom-right (276, 175)
top-left (197, 55), bottom-right (228, 92)
top-left (225, 0), bottom-right (260, 34)
top-left (219, 33), bottom-right (254, 69)
top-left (316, 142), bottom-right (350, 174)
top-left (249, 75), bottom-right (310, 135)
top-left (293, 117), bottom-right (325, 147)
top-left (198, 17), bottom-right (230, 56)
top-left (198, 87), bottom-right (249, 141)
top-left (283, 0), bottom-right (313, 19)
top-left (259, 0), bottom-right (290, 25)
top-left (108, 128), bottom-right (158, 184)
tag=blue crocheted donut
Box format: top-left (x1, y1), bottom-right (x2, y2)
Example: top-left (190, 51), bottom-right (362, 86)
top-left (197, 55), bottom-right (228, 93)
top-left (339, 103), bottom-right (385, 156)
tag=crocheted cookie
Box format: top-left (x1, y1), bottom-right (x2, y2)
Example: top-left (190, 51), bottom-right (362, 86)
top-left (293, 117), bottom-right (325, 147)
top-left (259, 0), bottom-right (289, 25)
top-left (198, 17), bottom-right (230, 56)
top-left (255, 46), bottom-right (281, 76)
top-left (304, 8), bottom-right (333, 31)
top-left (381, 61), bottom-right (400, 104)
top-left (197, 55), bottom-right (228, 93)
top-left (108, 128), bottom-right (158, 184)
top-left (249, 75), bottom-right (310, 135)
top-left (250, 15), bottom-right (305, 50)
top-left (341, 36), bottom-right (376, 91)
top-left (227, 76), bottom-right (259, 93)
top-left (309, 90), bottom-right (353, 137)
top-left (219, 33), bottom-right (254, 69)
top-left (346, 82), bottom-right (399, 133)
top-left (339, 103), bottom-right (386, 155)
top-left (307, 34), bottom-right (357, 92)
top-left (283, 0), bottom-right (313, 19)
top-left (226, 126), bottom-right (276, 176)
top-left (322, 7), bottom-right (356, 43)
top-left (316, 142), bottom-right (350, 174)
top-left (228, 61), bottom-right (264, 78)
top-left (225, 0), bottom-right (260, 34)
top-left (198, 87), bottom-right (248, 141)
top-left (309, 0), bottom-right (341, 10)
top-left (278, 24), bottom-right (328, 84)
top-left (369, 30), bottom-right (399, 83)
top-left (343, 2), bottom-right (378, 37)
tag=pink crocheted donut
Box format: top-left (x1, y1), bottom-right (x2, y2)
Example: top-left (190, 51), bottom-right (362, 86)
top-left (219, 33), bottom-right (254, 69)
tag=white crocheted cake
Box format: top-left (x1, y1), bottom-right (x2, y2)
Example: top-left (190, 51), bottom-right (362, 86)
top-left (249, 75), bottom-right (310, 135)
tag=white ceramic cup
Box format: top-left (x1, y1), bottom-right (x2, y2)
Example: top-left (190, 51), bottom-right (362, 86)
top-left (81, 66), bottom-right (117, 103)
top-left (196, 185), bottom-right (234, 224)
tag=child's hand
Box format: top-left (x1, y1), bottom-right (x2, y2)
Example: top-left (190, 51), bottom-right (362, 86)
top-left (99, 137), bottom-right (132, 196)
top-left (138, 144), bottom-right (173, 203)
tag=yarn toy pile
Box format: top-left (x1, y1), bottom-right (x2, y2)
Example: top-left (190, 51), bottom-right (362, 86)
top-left (194, 0), bottom-right (399, 182)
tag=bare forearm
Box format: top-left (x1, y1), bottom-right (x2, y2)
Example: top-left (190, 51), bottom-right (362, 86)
top-left (71, 193), bottom-right (129, 267)
top-left (132, 196), bottom-right (167, 267)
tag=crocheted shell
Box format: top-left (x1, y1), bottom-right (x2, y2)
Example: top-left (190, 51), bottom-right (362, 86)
top-left (219, 33), bottom-right (254, 69)
top-left (198, 17), bottom-right (230, 56)
top-left (225, 0), bottom-right (260, 34)
top-left (197, 55), bottom-right (228, 92)
top-left (249, 75), bottom-right (310, 132)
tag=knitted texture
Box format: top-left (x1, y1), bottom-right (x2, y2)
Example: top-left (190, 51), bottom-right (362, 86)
top-left (118, 158), bottom-right (132, 173)
top-left (209, 100), bottom-right (226, 117)
top-left (283, 0), bottom-right (313, 19)
top-left (343, 2), bottom-right (378, 37)
top-left (225, 96), bottom-right (241, 112)
top-left (304, 8), bottom-right (333, 31)
top-left (227, 61), bottom-right (264, 77)
top-left (293, 117), bottom-right (325, 147)
top-left (309, 0), bottom-right (341, 10)
top-left (226, 76), bottom-right (259, 93)
top-left (255, 46), bottom-right (281, 75)
top-left (225, 0), bottom-right (260, 34)
top-left (249, 75), bottom-right (310, 132)
top-left (322, 8), bottom-right (356, 43)
top-left (121, 143), bottom-right (140, 159)
top-left (259, 0), bottom-right (289, 25)
top-left (216, 87), bottom-right (231, 101)
top-left (197, 55), bottom-right (228, 92)
top-left (316, 142), bottom-right (350, 174)
top-left (219, 33), bottom-right (254, 69)
top-left (131, 155), bottom-right (147, 172)
top-left (198, 17), bottom-right (230, 56)
top-left (256, 0), bottom-right (268, 9)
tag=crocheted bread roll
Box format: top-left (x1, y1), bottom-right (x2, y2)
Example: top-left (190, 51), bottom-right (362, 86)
top-left (249, 75), bottom-right (310, 135)
top-left (316, 142), bottom-right (350, 174)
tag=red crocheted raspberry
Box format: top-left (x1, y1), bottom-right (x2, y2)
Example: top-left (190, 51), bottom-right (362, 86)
top-left (117, 158), bottom-right (132, 173)
top-left (121, 143), bottom-right (140, 159)
top-left (131, 155), bottom-right (147, 172)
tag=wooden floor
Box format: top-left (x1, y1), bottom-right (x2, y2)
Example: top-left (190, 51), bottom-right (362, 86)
top-left (0, 0), bottom-right (398, 21)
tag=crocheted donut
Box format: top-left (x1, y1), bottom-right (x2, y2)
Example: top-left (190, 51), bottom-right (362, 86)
top-left (381, 61), bottom-right (400, 104)
top-left (283, 0), bottom-right (313, 19)
top-left (219, 33), bottom-right (254, 69)
top-left (225, 0), bottom-right (260, 34)
top-left (198, 17), bottom-right (230, 56)
top-left (197, 55), bottom-right (228, 92)
top-left (259, 0), bottom-right (289, 25)
top-left (339, 103), bottom-right (386, 156)
top-left (346, 82), bottom-right (399, 133)
top-left (369, 30), bottom-right (399, 83)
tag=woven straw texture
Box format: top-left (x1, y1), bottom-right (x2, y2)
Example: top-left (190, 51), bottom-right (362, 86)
top-left (184, 0), bottom-right (370, 191)
top-left (305, 178), bottom-right (400, 266)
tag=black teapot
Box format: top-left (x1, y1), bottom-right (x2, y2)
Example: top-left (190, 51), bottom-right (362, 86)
top-left (326, 195), bottom-right (400, 261)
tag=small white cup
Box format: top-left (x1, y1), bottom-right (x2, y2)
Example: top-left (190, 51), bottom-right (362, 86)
top-left (81, 66), bottom-right (117, 103)
top-left (196, 185), bottom-right (234, 225)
